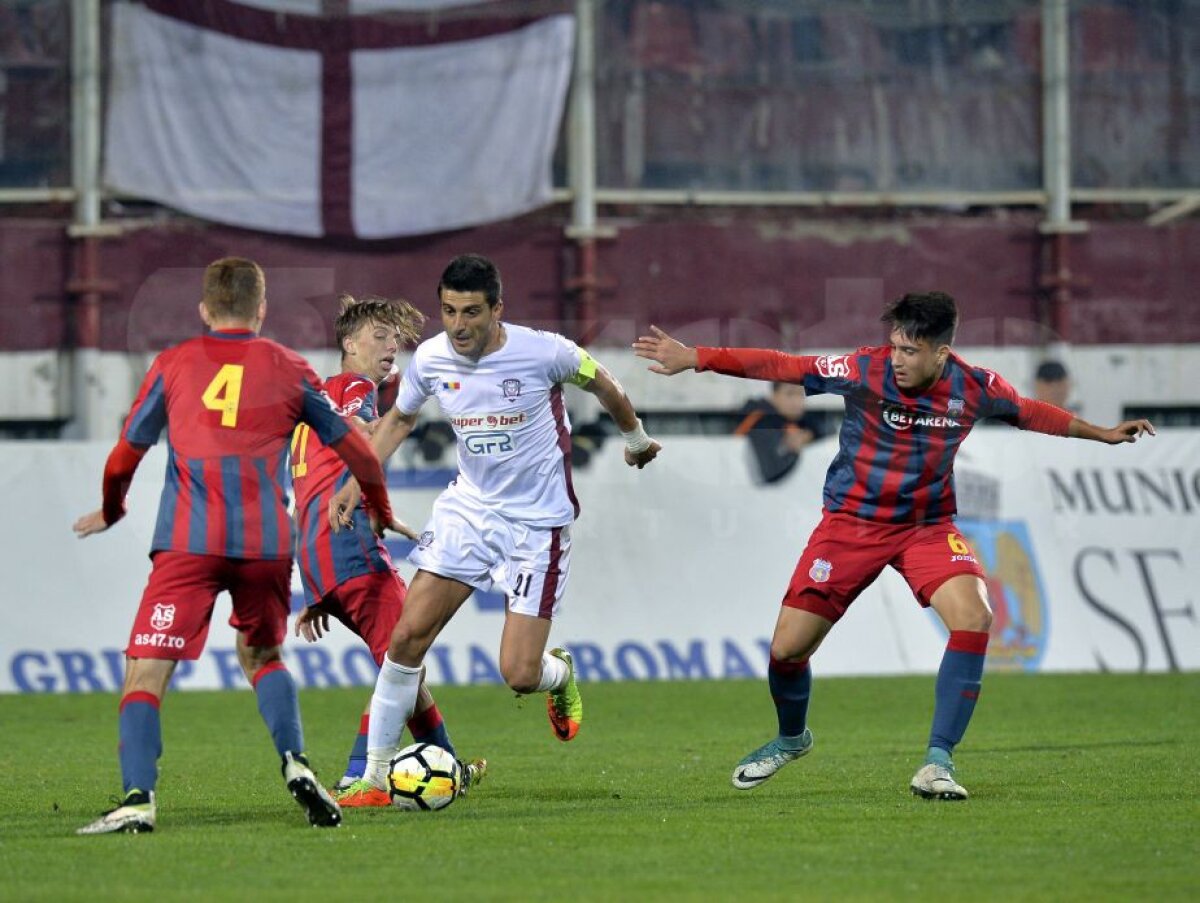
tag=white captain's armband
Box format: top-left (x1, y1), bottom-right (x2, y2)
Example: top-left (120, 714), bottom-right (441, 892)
top-left (565, 350), bottom-right (599, 387)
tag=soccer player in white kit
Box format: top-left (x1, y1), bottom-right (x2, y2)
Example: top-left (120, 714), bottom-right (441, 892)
top-left (331, 254), bottom-right (661, 805)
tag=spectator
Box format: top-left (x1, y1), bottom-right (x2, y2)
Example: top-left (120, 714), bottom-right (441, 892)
top-left (735, 381), bottom-right (823, 484)
top-left (1033, 360), bottom-right (1074, 411)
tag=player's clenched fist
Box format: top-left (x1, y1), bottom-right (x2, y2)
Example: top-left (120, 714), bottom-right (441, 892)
top-left (625, 441), bottom-right (662, 470)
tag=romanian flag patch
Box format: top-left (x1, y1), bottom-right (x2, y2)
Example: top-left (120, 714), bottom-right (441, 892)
top-left (441, 381), bottom-right (461, 390)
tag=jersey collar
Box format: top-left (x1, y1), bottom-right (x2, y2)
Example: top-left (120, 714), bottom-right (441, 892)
top-left (208, 328), bottom-right (256, 341)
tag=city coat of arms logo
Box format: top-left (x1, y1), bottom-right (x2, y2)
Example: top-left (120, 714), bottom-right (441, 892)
top-left (956, 519), bottom-right (1049, 672)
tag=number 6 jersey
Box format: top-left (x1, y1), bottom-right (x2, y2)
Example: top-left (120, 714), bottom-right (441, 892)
top-left (395, 324), bottom-right (591, 528)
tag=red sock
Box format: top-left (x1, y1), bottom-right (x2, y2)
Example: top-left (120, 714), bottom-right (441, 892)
top-left (406, 704), bottom-right (443, 737)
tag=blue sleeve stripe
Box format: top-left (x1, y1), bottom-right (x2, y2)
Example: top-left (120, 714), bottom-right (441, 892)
top-left (301, 381), bottom-right (351, 446)
top-left (360, 389), bottom-right (377, 422)
top-left (125, 374), bottom-right (167, 446)
top-left (978, 367), bottom-right (1018, 420)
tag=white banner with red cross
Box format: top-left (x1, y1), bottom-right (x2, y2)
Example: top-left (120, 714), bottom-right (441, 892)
top-left (105, 0), bottom-right (574, 238)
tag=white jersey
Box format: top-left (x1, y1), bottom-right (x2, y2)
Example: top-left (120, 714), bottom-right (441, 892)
top-left (396, 323), bottom-right (589, 527)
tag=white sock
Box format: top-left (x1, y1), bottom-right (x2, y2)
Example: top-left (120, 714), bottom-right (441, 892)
top-left (365, 656), bottom-right (422, 785)
top-left (534, 651), bottom-right (568, 693)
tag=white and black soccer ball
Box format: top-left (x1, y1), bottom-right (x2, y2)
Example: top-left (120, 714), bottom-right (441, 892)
top-left (387, 743), bottom-right (461, 811)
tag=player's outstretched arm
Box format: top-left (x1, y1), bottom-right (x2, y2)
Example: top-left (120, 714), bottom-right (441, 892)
top-left (328, 426), bottom-right (394, 534)
top-left (580, 361), bottom-right (662, 469)
top-left (1011, 394), bottom-right (1154, 446)
top-left (1069, 417), bottom-right (1156, 444)
top-left (370, 407), bottom-right (420, 461)
top-left (632, 326), bottom-right (699, 376)
top-left (329, 407), bottom-right (419, 532)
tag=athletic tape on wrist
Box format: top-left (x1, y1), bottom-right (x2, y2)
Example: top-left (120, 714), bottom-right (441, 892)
top-left (621, 420), bottom-right (653, 453)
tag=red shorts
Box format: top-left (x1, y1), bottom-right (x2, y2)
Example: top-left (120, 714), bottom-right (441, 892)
top-left (127, 551), bottom-right (292, 660)
top-left (782, 511), bottom-right (986, 623)
top-left (317, 569), bottom-right (407, 666)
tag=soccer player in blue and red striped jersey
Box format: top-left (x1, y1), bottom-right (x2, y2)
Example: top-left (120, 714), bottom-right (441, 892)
top-left (72, 258), bottom-right (395, 835)
top-left (634, 291), bottom-right (1155, 800)
top-left (289, 294), bottom-right (485, 806)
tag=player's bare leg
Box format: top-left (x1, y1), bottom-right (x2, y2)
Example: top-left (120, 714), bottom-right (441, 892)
top-left (732, 606), bottom-right (833, 790)
top-left (355, 571), bottom-right (472, 798)
top-left (78, 657), bottom-right (175, 835)
top-left (912, 575), bottom-right (994, 801)
top-left (498, 610), bottom-right (581, 741)
top-left (498, 609), bottom-right (553, 692)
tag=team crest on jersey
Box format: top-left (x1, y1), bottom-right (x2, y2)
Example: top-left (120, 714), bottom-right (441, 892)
top-left (809, 558), bottom-right (833, 583)
top-left (815, 355), bottom-right (851, 379)
top-left (947, 397), bottom-right (965, 416)
top-left (501, 378), bottom-right (522, 400)
top-left (149, 603), bottom-right (176, 631)
top-left (418, 531), bottom-right (434, 550)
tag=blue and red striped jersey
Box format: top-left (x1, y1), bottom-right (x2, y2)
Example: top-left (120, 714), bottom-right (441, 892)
top-left (290, 371), bottom-right (392, 605)
top-left (698, 345), bottom-right (1026, 524)
top-left (121, 330), bottom-right (354, 559)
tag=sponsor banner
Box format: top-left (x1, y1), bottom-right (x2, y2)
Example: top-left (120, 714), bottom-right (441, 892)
top-left (2, 431), bottom-right (1197, 693)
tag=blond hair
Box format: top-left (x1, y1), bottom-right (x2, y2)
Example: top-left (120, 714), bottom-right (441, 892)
top-left (335, 293), bottom-right (425, 355)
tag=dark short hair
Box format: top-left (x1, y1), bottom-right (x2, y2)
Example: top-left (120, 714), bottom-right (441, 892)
top-left (334, 293), bottom-right (425, 355)
top-left (438, 254), bottom-right (501, 306)
top-left (881, 291), bottom-right (958, 347)
top-left (1035, 360), bottom-right (1069, 382)
top-left (203, 257), bottom-right (264, 320)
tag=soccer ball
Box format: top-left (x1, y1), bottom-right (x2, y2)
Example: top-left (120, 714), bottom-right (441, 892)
top-left (387, 743), bottom-right (461, 811)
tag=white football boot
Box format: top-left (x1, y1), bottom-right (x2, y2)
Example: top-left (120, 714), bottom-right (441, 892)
top-left (910, 763), bottom-right (969, 800)
top-left (77, 790), bottom-right (156, 835)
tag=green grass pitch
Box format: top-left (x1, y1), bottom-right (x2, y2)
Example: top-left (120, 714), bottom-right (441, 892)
top-left (1, 673), bottom-right (1196, 901)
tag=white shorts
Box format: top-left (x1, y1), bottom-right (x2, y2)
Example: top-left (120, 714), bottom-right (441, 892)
top-left (408, 488), bottom-right (572, 620)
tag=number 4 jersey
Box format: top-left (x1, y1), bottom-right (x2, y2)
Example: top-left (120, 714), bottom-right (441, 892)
top-left (395, 324), bottom-right (592, 528)
top-left (121, 329), bottom-right (355, 559)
